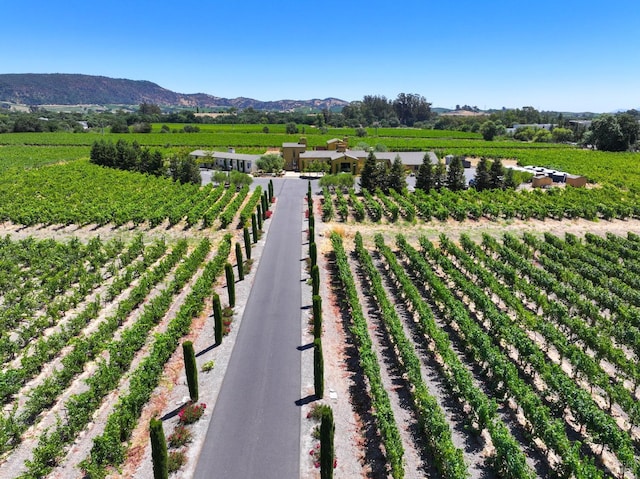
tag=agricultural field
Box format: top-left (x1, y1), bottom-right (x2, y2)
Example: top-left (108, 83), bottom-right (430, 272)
top-left (322, 185), bottom-right (640, 224)
top-left (305, 130), bottom-right (640, 478)
top-left (324, 227), bottom-right (640, 479)
top-left (0, 128), bottom-right (276, 478)
top-left (1, 123), bottom-right (640, 478)
top-left (0, 231), bottom-right (234, 478)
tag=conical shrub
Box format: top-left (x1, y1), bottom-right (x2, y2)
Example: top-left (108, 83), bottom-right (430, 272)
top-left (213, 293), bottom-right (223, 345)
top-left (182, 341), bottom-right (198, 402)
top-left (225, 262), bottom-right (235, 307)
top-left (150, 417), bottom-right (168, 479)
top-left (320, 406), bottom-right (334, 479)
top-left (235, 242), bottom-right (244, 281)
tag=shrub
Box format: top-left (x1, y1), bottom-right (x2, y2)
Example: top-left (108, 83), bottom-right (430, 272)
top-left (235, 243), bottom-right (244, 281)
top-left (167, 450), bottom-right (186, 474)
top-left (251, 214), bottom-right (259, 243)
top-left (178, 402), bottom-right (206, 425)
top-left (225, 263), bottom-right (235, 307)
top-left (243, 227), bottom-right (251, 259)
top-left (150, 418), bottom-right (168, 479)
top-left (213, 293), bottom-right (223, 345)
top-left (311, 265), bottom-right (320, 296)
top-left (313, 295), bottom-right (322, 340)
top-left (310, 242), bottom-right (317, 268)
top-left (314, 338), bottom-right (324, 398)
top-left (182, 341), bottom-right (198, 402)
top-left (257, 204), bottom-right (263, 230)
top-left (320, 406), bottom-right (335, 479)
top-left (201, 360), bottom-right (215, 372)
top-left (167, 425), bottom-right (192, 448)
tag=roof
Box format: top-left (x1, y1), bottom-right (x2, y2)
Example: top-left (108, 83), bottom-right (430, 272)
top-left (189, 150), bottom-right (261, 161)
top-left (358, 151), bottom-right (430, 166)
top-left (299, 151), bottom-right (344, 161)
top-left (282, 142), bottom-right (307, 148)
top-left (301, 149), bottom-right (437, 166)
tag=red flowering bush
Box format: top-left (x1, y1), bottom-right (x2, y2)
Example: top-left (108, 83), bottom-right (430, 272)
top-left (178, 402), bottom-right (206, 424)
top-left (265, 210), bottom-right (272, 219)
top-left (168, 424), bottom-right (192, 448)
top-left (309, 442), bottom-right (337, 469)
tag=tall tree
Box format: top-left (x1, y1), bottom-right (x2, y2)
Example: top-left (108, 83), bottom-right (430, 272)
top-left (416, 153), bottom-right (434, 192)
top-left (359, 150), bottom-right (379, 192)
top-left (473, 157), bottom-right (491, 191)
top-left (588, 114), bottom-right (627, 151)
top-left (392, 93), bottom-right (432, 126)
top-left (504, 168), bottom-right (518, 189)
top-left (433, 160), bottom-right (447, 190)
top-left (489, 158), bottom-right (505, 189)
top-left (617, 112), bottom-right (640, 149)
top-left (480, 120), bottom-right (498, 141)
top-left (446, 156), bottom-right (466, 191)
top-left (386, 155), bottom-right (405, 193)
top-left (170, 154), bottom-right (202, 185)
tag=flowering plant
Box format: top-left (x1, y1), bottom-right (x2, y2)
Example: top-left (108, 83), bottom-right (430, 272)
top-left (178, 402), bottom-right (206, 424)
top-left (168, 424), bottom-right (192, 448)
top-left (309, 442), bottom-right (337, 469)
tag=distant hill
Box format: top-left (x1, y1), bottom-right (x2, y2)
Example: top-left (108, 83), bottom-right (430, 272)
top-left (0, 73), bottom-right (349, 111)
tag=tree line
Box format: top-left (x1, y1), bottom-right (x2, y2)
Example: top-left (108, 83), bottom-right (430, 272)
top-left (359, 150), bottom-right (521, 195)
top-left (2, 99), bottom-right (638, 152)
top-left (90, 139), bottom-right (201, 185)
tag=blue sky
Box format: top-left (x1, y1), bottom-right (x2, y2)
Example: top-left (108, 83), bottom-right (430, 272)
top-left (2, 1), bottom-right (639, 112)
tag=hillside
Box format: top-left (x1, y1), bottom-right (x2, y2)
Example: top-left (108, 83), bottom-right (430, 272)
top-left (0, 73), bottom-right (349, 111)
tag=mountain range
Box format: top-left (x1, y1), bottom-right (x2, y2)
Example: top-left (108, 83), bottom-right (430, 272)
top-left (0, 73), bottom-right (349, 111)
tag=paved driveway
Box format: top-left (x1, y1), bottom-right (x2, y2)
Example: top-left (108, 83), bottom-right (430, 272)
top-left (194, 177), bottom-right (307, 478)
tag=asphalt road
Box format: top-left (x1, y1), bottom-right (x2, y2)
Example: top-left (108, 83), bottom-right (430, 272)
top-left (194, 177), bottom-right (307, 479)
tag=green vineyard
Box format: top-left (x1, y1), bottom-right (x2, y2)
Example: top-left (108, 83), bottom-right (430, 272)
top-left (329, 230), bottom-right (640, 478)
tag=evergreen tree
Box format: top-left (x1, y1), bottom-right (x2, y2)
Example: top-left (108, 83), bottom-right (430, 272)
top-left (489, 158), bottom-right (505, 189)
top-left (359, 150), bottom-right (379, 192)
top-left (314, 338), bottom-right (324, 398)
top-left (115, 139), bottom-right (139, 171)
top-left (225, 263), bottom-right (235, 307)
top-left (148, 150), bottom-right (166, 176)
top-left (473, 157), bottom-right (492, 191)
top-left (313, 295), bottom-right (322, 340)
top-left (182, 341), bottom-right (198, 402)
top-left (446, 156), bottom-right (466, 191)
top-left (415, 152), bottom-right (434, 192)
top-left (320, 406), bottom-right (335, 479)
top-left (213, 293), bottom-right (223, 345)
top-left (170, 154), bottom-right (201, 185)
top-left (251, 213), bottom-right (258, 243)
top-left (150, 418), bottom-right (168, 479)
top-left (235, 242), bottom-right (244, 281)
top-left (386, 154), bottom-right (405, 193)
top-left (243, 227), bottom-right (251, 259)
top-left (433, 160), bottom-right (447, 190)
top-left (504, 168), bottom-right (517, 189)
top-left (311, 264), bottom-right (320, 296)
top-left (310, 241), bottom-right (317, 268)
